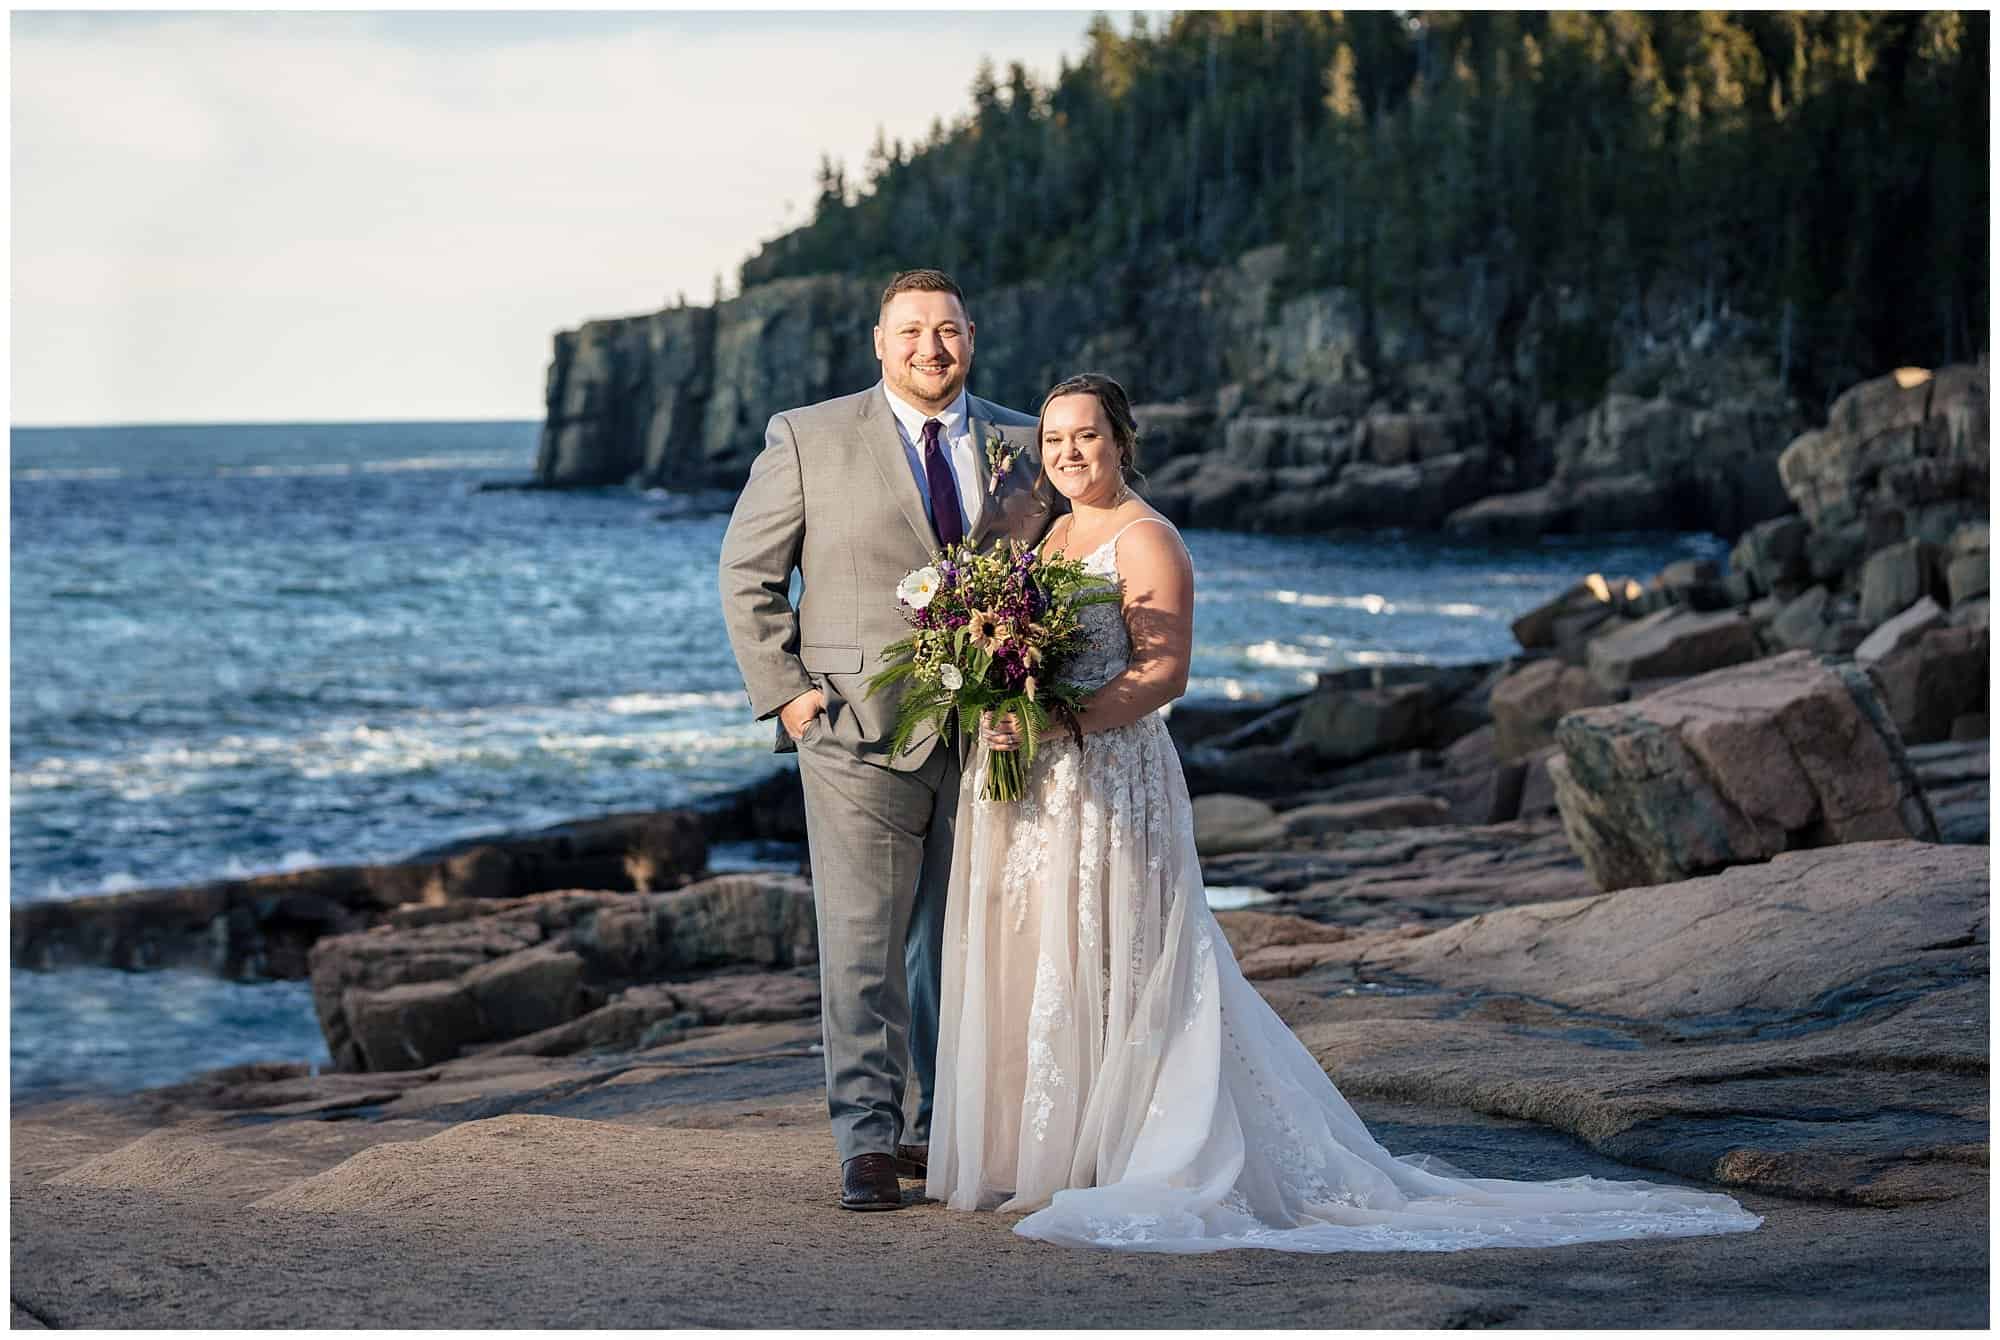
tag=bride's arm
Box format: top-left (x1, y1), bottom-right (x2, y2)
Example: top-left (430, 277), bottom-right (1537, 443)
top-left (1072, 522), bottom-right (1194, 735)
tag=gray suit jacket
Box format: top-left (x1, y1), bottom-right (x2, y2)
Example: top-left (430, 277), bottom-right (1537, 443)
top-left (719, 382), bottom-right (1052, 770)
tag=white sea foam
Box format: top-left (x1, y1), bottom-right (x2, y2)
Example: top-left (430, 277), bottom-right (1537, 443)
top-left (358, 454), bottom-right (521, 473)
top-left (600, 691), bottom-right (744, 715)
top-left (30, 869), bottom-right (148, 901)
top-left (298, 719), bottom-right (762, 779)
top-left (14, 466), bottom-right (125, 481)
top-left (1343, 649), bottom-right (1432, 666)
top-left (1268, 589), bottom-right (1494, 619)
top-left (18, 740), bottom-right (265, 789)
top-left (528, 726), bottom-right (765, 758)
top-left (20, 697), bottom-right (768, 796)
top-left (217, 851), bottom-right (327, 881)
top-left (1271, 589), bottom-right (1392, 614)
top-left (216, 463), bottom-right (358, 478)
top-left (1243, 640), bottom-right (1324, 670)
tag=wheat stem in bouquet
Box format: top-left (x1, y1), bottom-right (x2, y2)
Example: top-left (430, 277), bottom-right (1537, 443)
top-left (865, 538), bottom-right (1119, 801)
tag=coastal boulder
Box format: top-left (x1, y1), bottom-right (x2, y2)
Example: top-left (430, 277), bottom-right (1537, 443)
top-left (310, 875), bottom-right (818, 1072)
top-left (1549, 651), bottom-right (1938, 891)
top-left (1283, 451), bottom-right (1494, 530)
top-left (1278, 794), bottom-right (1451, 843)
top-left (1355, 411), bottom-right (1459, 466)
top-left (1648, 558), bottom-right (1730, 611)
top-left (1488, 658), bottom-right (1614, 762)
top-left (461, 945), bottom-right (590, 1041)
top-left (1858, 539), bottom-right (1946, 628)
top-left (1908, 738), bottom-right (1991, 843)
top-left (1128, 402), bottom-right (1216, 468)
top-left (342, 979), bottom-right (487, 1072)
top-left (1151, 460), bottom-right (1268, 527)
top-left (1368, 840), bottom-right (1982, 1029)
top-left (1866, 625), bottom-right (1990, 747)
top-left (1285, 663), bottom-right (1496, 765)
top-left (425, 810), bottom-right (709, 899)
top-left (1224, 415), bottom-right (1351, 470)
top-left (644, 873), bottom-right (819, 972)
top-left (10, 804), bottom-right (715, 987)
top-left (1767, 585), bottom-right (1869, 655)
top-left (1729, 515), bottom-right (1811, 599)
top-left (1768, 585), bottom-right (1830, 651)
top-left (1584, 606), bottom-right (1759, 693)
top-left (1547, 390), bottom-right (1796, 537)
top-left (8, 861), bottom-right (434, 981)
top-left (1213, 908), bottom-right (1364, 981)
top-left (1946, 524), bottom-right (1989, 606)
top-left (1178, 742), bottom-right (1323, 799)
top-left (1442, 485), bottom-right (1571, 541)
top-left (1517, 747), bottom-right (1562, 818)
top-left (1854, 596), bottom-right (1947, 665)
top-left (1191, 795), bottom-right (1286, 857)
top-left (1566, 473), bottom-right (1669, 530)
top-left (309, 901), bottom-right (561, 1071)
top-left (659, 971), bottom-right (821, 1026)
top-left (1165, 697), bottom-right (1294, 753)
top-left (1509, 580), bottom-right (1617, 660)
top-left (479, 972), bottom-right (821, 1057)
top-left (1778, 363), bottom-right (1989, 539)
top-left (1290, 684), bottom-right (1432, 765)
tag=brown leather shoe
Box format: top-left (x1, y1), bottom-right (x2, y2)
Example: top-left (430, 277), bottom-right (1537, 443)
top-left (893, 1143), bottom-right (928, 1179)
top-left (840, 1153), bottom-right (906, 1211)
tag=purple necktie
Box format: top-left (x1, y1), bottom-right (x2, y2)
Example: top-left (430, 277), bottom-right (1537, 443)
top-left (921, 418), bottom-right (965, 548)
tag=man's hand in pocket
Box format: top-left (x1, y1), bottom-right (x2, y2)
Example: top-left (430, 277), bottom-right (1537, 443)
top-left (780, 688), bottom-right (827, 741)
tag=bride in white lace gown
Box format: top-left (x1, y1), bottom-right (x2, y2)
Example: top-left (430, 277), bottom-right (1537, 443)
top-left (925, 374), bottom-right (1763, 1253)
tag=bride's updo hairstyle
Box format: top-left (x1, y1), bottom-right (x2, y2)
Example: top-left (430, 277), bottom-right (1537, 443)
top-left (1039, 372), bottom-right (1143, 482)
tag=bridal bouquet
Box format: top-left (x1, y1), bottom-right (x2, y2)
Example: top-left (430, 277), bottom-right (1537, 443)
top-left (865, 538), bottom-right (1119, 801)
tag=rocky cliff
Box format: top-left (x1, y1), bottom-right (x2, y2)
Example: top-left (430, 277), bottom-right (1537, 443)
top-left (537, 246), bottom-right (1812, 540)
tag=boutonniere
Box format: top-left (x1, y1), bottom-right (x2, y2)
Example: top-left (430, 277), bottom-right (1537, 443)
top-left (984, 430), bottom-right (1023, 497)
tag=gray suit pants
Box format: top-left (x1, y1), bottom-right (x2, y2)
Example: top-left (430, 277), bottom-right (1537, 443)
top-left (794, 722), bottom-right (959, 1162)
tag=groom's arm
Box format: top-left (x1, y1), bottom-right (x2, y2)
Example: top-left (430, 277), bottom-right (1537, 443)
top-left (719, 413), bottom-right (815, 720)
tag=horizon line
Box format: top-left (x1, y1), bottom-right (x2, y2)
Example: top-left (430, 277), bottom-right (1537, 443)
top-left (11, 414), bottom-right (546, 431)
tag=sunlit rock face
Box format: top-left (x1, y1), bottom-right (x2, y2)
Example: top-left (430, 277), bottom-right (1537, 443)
top-left (536, 244), bottom-right (1819, 542)
top-left (1548, 650), bottom-right (1937, 892)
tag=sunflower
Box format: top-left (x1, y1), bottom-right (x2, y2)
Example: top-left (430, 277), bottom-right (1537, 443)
top-left (967, 609), bottom-right (1011, 654)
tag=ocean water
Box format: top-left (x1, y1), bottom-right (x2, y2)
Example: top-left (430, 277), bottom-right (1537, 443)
top-left (10, 421), bottom-right (1723, 1097)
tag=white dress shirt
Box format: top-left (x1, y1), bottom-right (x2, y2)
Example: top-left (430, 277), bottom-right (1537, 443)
top-left (883, 384), bottom-right (983, 538)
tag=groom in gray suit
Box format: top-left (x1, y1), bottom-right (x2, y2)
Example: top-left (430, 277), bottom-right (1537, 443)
top-left (718, 269), bottom-right (1051, 1210)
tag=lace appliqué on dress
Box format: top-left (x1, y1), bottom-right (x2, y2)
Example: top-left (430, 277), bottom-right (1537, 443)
top-left (1023, 951), bottom-right (1071, 1142)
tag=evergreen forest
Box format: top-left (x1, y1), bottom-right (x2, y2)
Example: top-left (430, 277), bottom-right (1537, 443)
top-left (740, 11), bottom-right (1989, 408)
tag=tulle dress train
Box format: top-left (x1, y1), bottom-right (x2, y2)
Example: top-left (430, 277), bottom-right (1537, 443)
top-left (925, 518), bottom-right (1763, 1252)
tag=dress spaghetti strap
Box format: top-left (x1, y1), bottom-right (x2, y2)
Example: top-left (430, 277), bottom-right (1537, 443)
top-left (1105, 515), bottom-right (1178, 550)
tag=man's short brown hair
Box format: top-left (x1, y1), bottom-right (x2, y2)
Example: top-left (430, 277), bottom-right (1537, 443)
top-left (879, 268), bottom-right (967, 315)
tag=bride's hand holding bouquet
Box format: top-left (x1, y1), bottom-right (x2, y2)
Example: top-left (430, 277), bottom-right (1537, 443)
top-left (864, 537), bottom-right (1118, 802)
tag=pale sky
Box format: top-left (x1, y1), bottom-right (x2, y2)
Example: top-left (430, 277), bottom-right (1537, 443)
top-left (11, 10), bottom-right (1103, 425)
